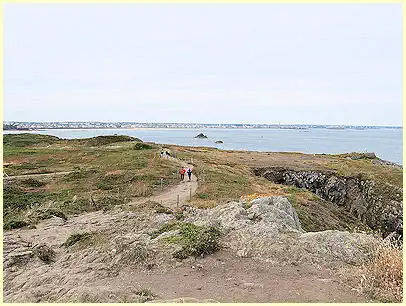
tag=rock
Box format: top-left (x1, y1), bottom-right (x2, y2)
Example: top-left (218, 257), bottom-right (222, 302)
top-left (184, 196), bottom-right (378, 267)
top-left (7, 250), bottom-right (34, 267)
top-left (253, 167), bottom-right (403, 237)
top-left (33, 243), bottom-right (55, 263)
top-left (215, 140), bottom-right (223, 144)
top-left (194, 133), bottom-right (208, 139)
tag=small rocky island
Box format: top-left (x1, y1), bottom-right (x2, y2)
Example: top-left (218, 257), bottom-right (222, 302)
top-left (194, 133), bottom-right (208, 139)
top-left (215, 140), bottom-right (223, 144)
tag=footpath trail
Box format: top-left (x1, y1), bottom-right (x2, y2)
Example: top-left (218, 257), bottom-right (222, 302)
top-left (145, 159), bottom-right (198, 210)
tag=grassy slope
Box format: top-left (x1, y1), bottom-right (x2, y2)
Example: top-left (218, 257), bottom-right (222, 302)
top-left (171, 144), bottom-right (402, 232)
top-left (3, 134), bottom-right (179, 228)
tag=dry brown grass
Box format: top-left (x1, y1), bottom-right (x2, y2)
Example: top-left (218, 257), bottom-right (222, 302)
top-left (355, 235), bottom-right (403, 302)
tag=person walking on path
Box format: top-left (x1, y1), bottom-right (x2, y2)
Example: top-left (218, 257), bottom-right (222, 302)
top-left (187, 168), bottom-right (192, 181)
top-left (179, 167), bottom-right (186, 181)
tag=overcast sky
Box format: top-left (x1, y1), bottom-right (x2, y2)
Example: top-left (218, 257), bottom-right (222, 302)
top-left (4, 3), bottom-right (402, 125)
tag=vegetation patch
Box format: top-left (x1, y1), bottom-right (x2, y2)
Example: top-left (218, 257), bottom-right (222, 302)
top-left (150, 221), bottom-right (179, 239)
top-left (3, 219), bottom-right (30, 230)
top-left (155, 205), bottom-right (173, 214)
top-left (36, 208), bottom-right (68, 221)
top-left (135, 288), bottom-right (155, 302)
top-left (3, 133), bottom-right (60, 147)
top-left (158, 222), bottom-right (221, 259)
top-left (354, 236), bottom-right (403, 302)
top-left (198, 193), bottom-right (209, 199)
top-left (77, 135), bottom-right (142, 146)
top-left (62, 232), bottom-right (93, 247)
top-left (21, 178), bottom-right (46, 188)
top-left (133, 143), bottom-right (153, 150)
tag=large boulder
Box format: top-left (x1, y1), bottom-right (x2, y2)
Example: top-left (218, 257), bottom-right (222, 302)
top-left (184, 196), bottom-right (378, 267)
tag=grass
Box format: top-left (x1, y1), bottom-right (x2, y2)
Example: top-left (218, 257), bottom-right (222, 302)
top-left (21, 178), bottom-right (46, 188)
top-left (156, 221), bottom-right (221, 259)
top-left (174, 146), bottom-right (379, 232)
top-left (3, 134), bottom-right (181, 230)
top-left (3, 219), bottom-right (30, 230)
top-left (355, 236), bottom-right (403, 302)
top-left (3, 133), bottom-right (60, 147)
top-left (135, 288), bottom-right (155, 302)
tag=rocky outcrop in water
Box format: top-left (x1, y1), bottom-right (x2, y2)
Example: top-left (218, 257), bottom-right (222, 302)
top-left (194, 133), bottom-right (208, 139)
top-left (253, 167), bottom-right (403, 237)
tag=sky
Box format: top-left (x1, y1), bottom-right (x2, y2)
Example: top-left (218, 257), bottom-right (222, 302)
top-left (3, 3), bottom-right (403, 126)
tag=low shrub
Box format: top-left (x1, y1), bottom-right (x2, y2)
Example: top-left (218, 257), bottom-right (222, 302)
top-left (164, 222), bottom-right (221, 259)
top-left (356, 236), bottom-right (403, 302)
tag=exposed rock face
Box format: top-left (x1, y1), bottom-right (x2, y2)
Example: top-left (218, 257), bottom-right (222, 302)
top-left (253, 167), bottom-right (403, 237)
top-left (194, 133), bottom-right (208, 139)
top-left (183, 196), bottom-right (377, 266)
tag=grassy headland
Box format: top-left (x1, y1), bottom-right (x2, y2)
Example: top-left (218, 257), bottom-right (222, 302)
top-left (3, 133), bottom-right (402, 234)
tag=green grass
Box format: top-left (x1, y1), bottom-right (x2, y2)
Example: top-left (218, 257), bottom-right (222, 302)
top-left (3, 219), bottom-right (30, 230)
top-left (156, 221), bottom-right (221, 259)
top-left (3, 133), bottom-right (60, 147)
top-left (3, 134), bottom-right (181, 230)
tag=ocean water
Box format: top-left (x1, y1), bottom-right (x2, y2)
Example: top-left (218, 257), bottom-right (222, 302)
top-left (4, 128), bottom-right (403, 165)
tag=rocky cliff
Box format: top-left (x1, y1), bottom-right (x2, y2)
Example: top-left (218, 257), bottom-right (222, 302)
top-left (253, 167), bottom-right (403, 237)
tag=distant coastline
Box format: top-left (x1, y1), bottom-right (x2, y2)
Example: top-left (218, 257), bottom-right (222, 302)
top-left (3, 122), bottom-right (402, 131)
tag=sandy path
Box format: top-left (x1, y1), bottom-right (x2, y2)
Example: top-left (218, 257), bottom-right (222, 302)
top-left (147, 164), bottom-right (198, 210)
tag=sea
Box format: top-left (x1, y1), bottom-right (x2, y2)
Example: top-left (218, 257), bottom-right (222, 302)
top-left (4, 128), bottom-right (403, 165)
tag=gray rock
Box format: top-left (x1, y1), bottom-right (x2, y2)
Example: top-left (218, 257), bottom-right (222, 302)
top-left (184, 196), bottom-right (378, 267)
top-left (33, 243), bottom-right (55, 263)
top-left (253, 167), bottom-right (403, 237)
top-left (7, 250), bottom-right (34, 267)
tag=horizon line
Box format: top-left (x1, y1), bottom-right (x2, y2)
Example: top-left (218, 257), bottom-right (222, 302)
top-left (3, 121), bottom-right (403, 128)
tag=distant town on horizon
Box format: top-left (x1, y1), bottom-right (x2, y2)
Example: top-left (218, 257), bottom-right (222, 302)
top-left (3, 121), bottom-right (402, 131)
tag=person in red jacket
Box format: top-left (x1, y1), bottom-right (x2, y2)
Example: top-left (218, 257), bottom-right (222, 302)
top-left (179, 167), bottom-right (186, 180)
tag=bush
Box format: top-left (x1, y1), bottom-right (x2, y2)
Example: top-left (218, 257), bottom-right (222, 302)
top-left (172, 223), bottom-right (221, 259)
top-left (133, 143), bottom-right (153, 150)
top-left (356, 236), bottom-right (403, 302)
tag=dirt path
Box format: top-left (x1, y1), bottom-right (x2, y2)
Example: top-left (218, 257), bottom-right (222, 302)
top-left (103, 250), bottom-right (368, 303)
top-left (147, 162), bottom-right (198, 210)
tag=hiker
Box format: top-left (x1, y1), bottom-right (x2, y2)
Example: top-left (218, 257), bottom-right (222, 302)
top-left (187, 168), bottom-right (192, 181)
top-left (160, 150), bottom-right (164, 158)
top-left (166, 151), bottom-right (171, 158)
top-left (179, 167), bottom-right (186, 180)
